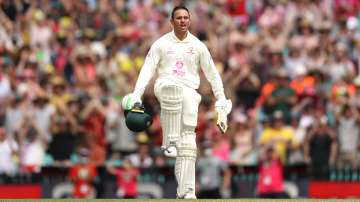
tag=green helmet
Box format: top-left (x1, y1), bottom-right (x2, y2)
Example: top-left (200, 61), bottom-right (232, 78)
top-left (125, 103), bottom-right (152, 132)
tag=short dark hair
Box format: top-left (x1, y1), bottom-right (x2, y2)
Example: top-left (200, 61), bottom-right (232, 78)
top-left (171, 5), bottom-right (189, 20)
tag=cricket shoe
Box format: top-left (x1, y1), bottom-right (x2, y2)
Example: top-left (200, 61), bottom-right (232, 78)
top-left (161, 143), bottom-right (177, 158)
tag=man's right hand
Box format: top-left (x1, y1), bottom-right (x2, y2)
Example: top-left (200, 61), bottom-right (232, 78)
top-left (215, 99), bottom-right (232, 134)
top-left (121, 93), bottom-right (142, 111)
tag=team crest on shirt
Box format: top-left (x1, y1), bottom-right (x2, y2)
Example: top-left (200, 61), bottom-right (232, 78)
top-left (186, 47), bottom-right (195, 55)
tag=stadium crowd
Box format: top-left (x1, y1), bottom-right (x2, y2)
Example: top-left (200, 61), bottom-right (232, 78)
top-left (0, 0), bottom-right (360, 198)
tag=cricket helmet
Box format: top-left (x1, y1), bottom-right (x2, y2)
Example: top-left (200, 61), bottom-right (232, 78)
top-left (125, 103), bottom-right (152, 132)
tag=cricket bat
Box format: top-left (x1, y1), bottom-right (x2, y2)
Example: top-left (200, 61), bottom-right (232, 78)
top-left (217, 110), bottom-right (228, 134)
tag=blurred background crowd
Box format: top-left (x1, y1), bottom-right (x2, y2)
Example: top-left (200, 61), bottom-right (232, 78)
top-left (1, 0), bottom-right (360, 198)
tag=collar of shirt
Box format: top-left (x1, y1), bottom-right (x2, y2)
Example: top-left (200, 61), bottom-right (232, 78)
top-left (170, 30), bottom-right (191, 43)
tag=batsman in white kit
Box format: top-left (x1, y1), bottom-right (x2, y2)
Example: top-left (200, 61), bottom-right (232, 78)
top-left (122, 5), bottom-right (232, 199)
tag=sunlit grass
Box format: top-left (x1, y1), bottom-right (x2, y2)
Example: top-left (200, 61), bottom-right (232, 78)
top-left (0, 199), bottom-right (357, 202)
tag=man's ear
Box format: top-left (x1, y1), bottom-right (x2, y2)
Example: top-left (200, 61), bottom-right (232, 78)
top-left (170, 19), bottom-right (174, 27)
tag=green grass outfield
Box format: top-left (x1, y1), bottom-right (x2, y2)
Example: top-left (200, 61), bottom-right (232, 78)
top-left (0, 199), bottom-right (360, 202)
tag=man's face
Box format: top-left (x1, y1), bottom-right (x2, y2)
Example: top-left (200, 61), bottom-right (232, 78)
top-left (273, 118), bottom-right (283, 129)
top-left (171, 9), bottom-right (190, 33)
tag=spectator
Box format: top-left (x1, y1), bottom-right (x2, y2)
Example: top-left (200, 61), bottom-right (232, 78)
top-left (288, 117), bottom-right (307, 165)
top-left (104, 96), bottom-right (137, 155)
top-left (197, 145), bottom-right (231, 199)
top-left (284, 46), bottom-right (307, 80)
top-left (80, 95), bottom-right (106, 151)
top-left (335, 104), bottom-right (360, 169)
top-left (4, 95), bottom-right (25, 137)
top-left (264, 69), bottom-right (297, 123)
top-left (49, 76), bottom-right (72, 112)
top-left (229, 112), bottom-right (257, 165)
top-left (328, 43), bottom-right (356, 82)
top-left (47, 108), bottom-right (77, 167)
top-left (258, 110), bottom-right (297, 163)
top-left (0, 63), bottom-right (11, 124)
top-left (107, 158), bottom-right (139, 199)
top-left (257, 145), bottom-right (288, 199)
top-left (82, 133), bottom-right (106, 166)
top-left (304, 116), bottom-right (337, 179)
top-left (224, 61), bottom-right (261, 110)
top-left (32, 92), bottom-right (55, 142)
top-left (209, 125), bottom-right (231, 163)
top-left (69, 148), bottom-right (98, 198)
top-left (330, 78), bottom-right (356, 111)
top-left (128, 140), bottom-right (153, 169)
top-left (0, 127), bottom-right (19, 175)
top-left (18, 116), bottom-right (47, 173)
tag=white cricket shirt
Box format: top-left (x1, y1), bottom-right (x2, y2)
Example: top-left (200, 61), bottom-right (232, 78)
top-left (133, 31), bottom-right (225, 100)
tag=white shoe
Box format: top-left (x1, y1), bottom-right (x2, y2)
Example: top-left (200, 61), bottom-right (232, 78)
top-left (183, 193), bottom-right (197, 199)
top-left (161, 145), bottom-right (177, 158)
top-left (177, 188), bottom-right (197, 199)
top-left (177, 193), bottom-right (197, 199)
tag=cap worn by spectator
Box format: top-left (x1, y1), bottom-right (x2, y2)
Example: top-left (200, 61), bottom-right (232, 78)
top-left (34, 91), bottom-right (49, 102)
top-left (276, 69), bottom-right (289, 79)
top-left (354, 76), bottom-right (360, 87)
top-left (136, 132), bottom-right (149, 144)
top-left (51, 76), bottom-right (66, 87)
top-left (272, 110), bottom-right (284, 121)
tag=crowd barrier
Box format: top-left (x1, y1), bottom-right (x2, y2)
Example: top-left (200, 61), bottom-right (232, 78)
top-left (0, 164), bottom-right (359, 199)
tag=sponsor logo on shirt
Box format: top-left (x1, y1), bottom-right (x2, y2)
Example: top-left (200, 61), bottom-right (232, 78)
top-left (172, 60), bottom-right (185, 77)
top-left (166, 47), bottom-right (175, 55)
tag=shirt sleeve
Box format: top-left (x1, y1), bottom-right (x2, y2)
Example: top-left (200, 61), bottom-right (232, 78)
top-left (133, 42), bottom-right (161, 98)
top-left (199, 43), bottom-right (225, 100)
